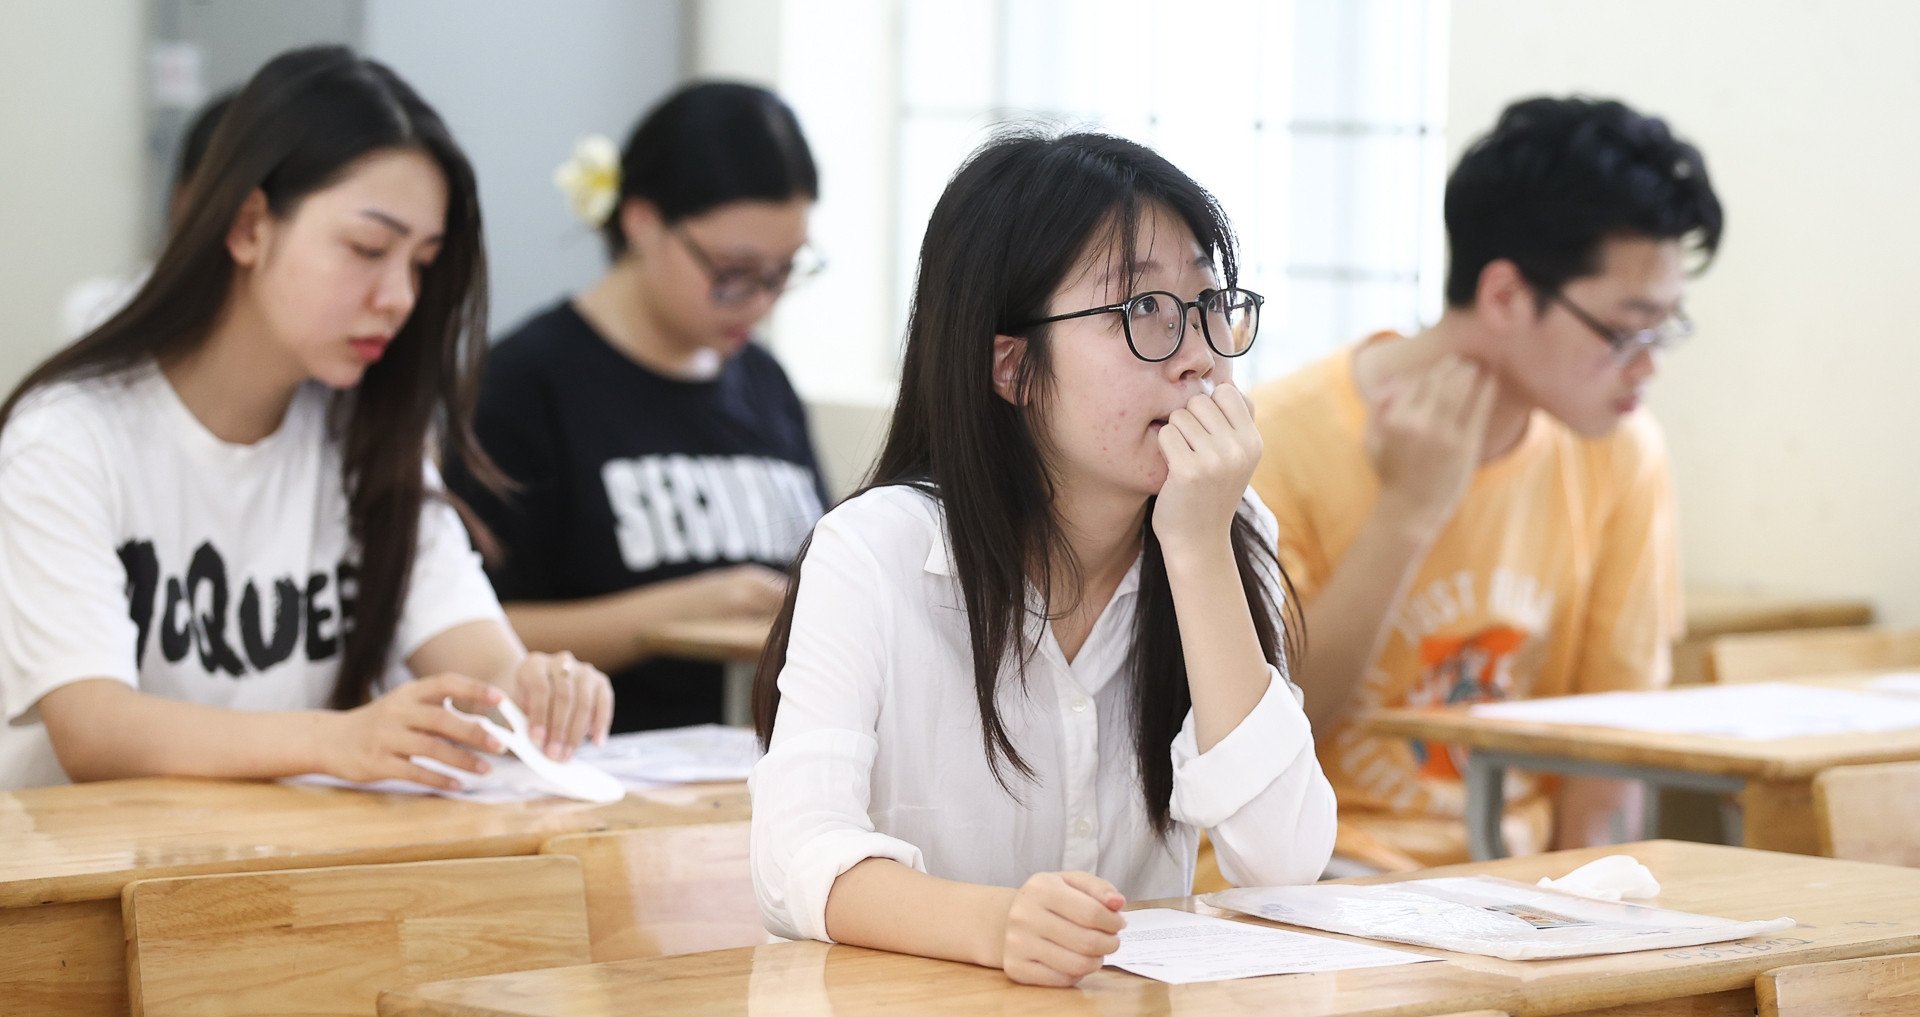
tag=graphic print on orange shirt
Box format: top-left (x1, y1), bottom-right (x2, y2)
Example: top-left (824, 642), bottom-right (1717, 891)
top-left (1407, 624), bottom-right (1528, 782)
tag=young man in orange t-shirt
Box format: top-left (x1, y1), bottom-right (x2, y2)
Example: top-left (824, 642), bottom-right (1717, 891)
top-left (1251, 96), bottom-right (1724, 865)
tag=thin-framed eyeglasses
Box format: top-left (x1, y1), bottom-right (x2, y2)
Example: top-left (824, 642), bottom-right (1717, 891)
top-left (671, 225), bottom-right (825, 308)
top-left (1546, 290), bottom-right (1694, 363)
top-left (1022, 287), bottom-right (1264, 363)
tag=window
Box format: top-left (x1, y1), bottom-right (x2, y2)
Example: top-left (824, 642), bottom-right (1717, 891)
top-left (767, 0), bottom-right (1449, 402)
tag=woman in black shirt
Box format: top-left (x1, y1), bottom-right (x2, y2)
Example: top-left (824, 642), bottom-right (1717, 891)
top-left (449, 83), bottom-right (826, 733)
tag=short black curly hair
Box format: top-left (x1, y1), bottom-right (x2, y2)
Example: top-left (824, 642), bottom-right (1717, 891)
top-left (1443, 95), bottom-right (1723, 307)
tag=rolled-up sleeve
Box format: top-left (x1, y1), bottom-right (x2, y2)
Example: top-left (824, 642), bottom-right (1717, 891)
top-left (1169, 662), bottom-right (1336, 887)
top-left (749, 508), bottom-right (925, 943)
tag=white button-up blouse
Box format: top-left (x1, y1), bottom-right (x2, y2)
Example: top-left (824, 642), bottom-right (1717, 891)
top-left (749, 485), bottom-right (1337, 943)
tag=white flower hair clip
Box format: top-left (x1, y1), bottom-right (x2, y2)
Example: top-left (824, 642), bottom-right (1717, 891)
top-left (553, 134), bottom-right (621, 228)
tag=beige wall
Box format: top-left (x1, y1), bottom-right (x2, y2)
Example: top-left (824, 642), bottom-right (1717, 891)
top-left (0, 0), bottom-right (146, 391)
top-left (1449, 0), bottom-right (1920, 627)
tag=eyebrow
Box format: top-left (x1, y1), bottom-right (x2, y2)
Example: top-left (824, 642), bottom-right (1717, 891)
top-left (1621, 297), bottom-right (1682, 316)
top-left (359, 209), bottom-right (443, 244)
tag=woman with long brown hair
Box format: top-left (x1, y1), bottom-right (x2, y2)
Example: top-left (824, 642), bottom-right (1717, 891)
top-left (0, 46), bottom-right (610, 790)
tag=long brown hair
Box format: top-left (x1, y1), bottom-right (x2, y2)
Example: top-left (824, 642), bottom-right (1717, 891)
top-left (0, 45), bottom-right (499, 709)
top-left (753, 132), bottom-right (1302, 834)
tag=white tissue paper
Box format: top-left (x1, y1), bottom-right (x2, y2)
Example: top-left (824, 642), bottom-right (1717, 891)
top-left (426, 696), bottom-right (627, 804)
top-left (1536, 854), bottom-right (1661, 902)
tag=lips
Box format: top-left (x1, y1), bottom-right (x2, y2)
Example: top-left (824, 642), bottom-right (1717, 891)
top-left (349, 337), bottom-right (391, 363)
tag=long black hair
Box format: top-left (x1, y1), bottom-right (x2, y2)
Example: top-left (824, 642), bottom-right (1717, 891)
top-left (601, 81), bottom-right (818, 257)
top-left (0, 45), bottom-right (497, 710)
top-left (753, 131), bottom-right (1301, 835)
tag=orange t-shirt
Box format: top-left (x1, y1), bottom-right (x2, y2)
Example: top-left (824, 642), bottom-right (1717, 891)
top-left (1250, 336), bottom-right (1683, 865)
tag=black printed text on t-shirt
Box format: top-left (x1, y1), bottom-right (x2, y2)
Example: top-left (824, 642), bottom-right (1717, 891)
top-left (118, 539), bottom-right (356, 676)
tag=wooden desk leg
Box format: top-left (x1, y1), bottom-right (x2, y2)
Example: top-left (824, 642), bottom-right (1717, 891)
top-left (1465, 752), bottom-right (1509, 860)
top-left (1741, 779), bottom-right (1821, 855)
top-left (0, 898), bottom-right (127, 1016)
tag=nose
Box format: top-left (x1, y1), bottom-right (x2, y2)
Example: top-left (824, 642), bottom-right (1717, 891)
top-left (740, 282), bottom-right (782, 322)
top-left (371, 259), bottom-right (418, 321)
top-left (1166, 304), bottom-right (1215, 380)
top-left (1623, 343), bottom-right (1660, 382)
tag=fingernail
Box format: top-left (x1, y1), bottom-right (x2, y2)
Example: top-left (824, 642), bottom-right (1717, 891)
top-left (547, 741), bottom-right (563, 759)
top-left (530, 725), bottom-right (546, 744)
top-left (488, 739), bottom-right (504, 753)
top-left (476, 760), bottom-right (491, 774)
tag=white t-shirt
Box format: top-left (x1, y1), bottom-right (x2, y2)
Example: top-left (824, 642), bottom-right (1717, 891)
top-left (750, 485), bottom-right (1338, 943)
top-left (0, 362), bottom-right (505, 789)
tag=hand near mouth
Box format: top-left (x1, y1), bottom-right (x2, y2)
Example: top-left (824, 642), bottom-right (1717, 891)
top-left (1151, 380), bottom-right (1262, 556)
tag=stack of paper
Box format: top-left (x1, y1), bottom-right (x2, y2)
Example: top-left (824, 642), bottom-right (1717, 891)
top-left (1206, 877), bottom-right (1794, 961)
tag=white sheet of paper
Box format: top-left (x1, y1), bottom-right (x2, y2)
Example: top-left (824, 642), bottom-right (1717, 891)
top-left (1104, 907), bottom-right (1437, 984)
top-left (1467, 682), bottom-right (1920, 740)
top-left (1869, 672), bottom-right (1920, 696)
top-left (282, 723), bottom-right (755, 803)
top-left (575, 724), bottom-right (761, 783)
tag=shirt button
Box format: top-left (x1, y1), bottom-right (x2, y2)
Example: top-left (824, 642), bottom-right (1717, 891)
top-left (1072, 818), bottom-right (1092, 838)
top-left (1070, 695), bottom-right (1089, 713)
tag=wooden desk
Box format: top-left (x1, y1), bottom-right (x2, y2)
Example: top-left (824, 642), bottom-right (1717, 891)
top-left (1683, 588), bottom-right (1875, 638)
top-left (1675, 588), bottom-right (1874, 684)
top-left (380, 840), bottom-right (1920, 1017)
top-left (643, 617), bottom-right (772, 726)
top-left (1364, 673), bottom-right (1920, 859)
top-left (0, 776), bottom-right (747, 1016)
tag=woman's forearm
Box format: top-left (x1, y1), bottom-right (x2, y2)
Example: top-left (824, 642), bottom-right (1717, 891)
top-left (38, 678), bottom-right (332, 781)
top-left (824, 858), bottom-right (1014, 968)
top-left (1163, 538), bottom-right (1272, 753)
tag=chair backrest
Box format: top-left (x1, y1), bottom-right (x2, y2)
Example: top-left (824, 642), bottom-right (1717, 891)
top-left (123, 855), bottom-right (590, 1017)
top-left (1814, 760), bottom-right (1920, 865)
top-left (1707, 626), bottom-right (1920, 684)
top-left (540, 819), bottom-right (762, 962)
top-left (1758, 951), bottom-right (1920, 1017)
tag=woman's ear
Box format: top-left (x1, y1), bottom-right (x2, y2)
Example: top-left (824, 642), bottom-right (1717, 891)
top-left (991, 335), bottom-right (1028, 405)
top-left (619, 197), bottom-right (663, 257)
top-left (225, 189), bottom-right (273, 268)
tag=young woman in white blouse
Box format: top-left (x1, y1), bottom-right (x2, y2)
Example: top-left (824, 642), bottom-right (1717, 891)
top-left (0, 47), bottom-right (611, 790)
top-left (749, 132), bottom-right (1337, 986)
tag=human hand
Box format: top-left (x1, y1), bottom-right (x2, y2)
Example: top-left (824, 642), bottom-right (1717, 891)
top-left (497, 650), bottom-right (613, 761)
top-left (1364, 355), bottom-right (1497, 540)
top-left (1152, 381), bottom-right (1262, 559)
top-left (998, 871), bottom-right (1127, 987)
top-left (681, 563), bottom-right (791, 618)
top-left (325, 673), bottom-right (505, 790)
